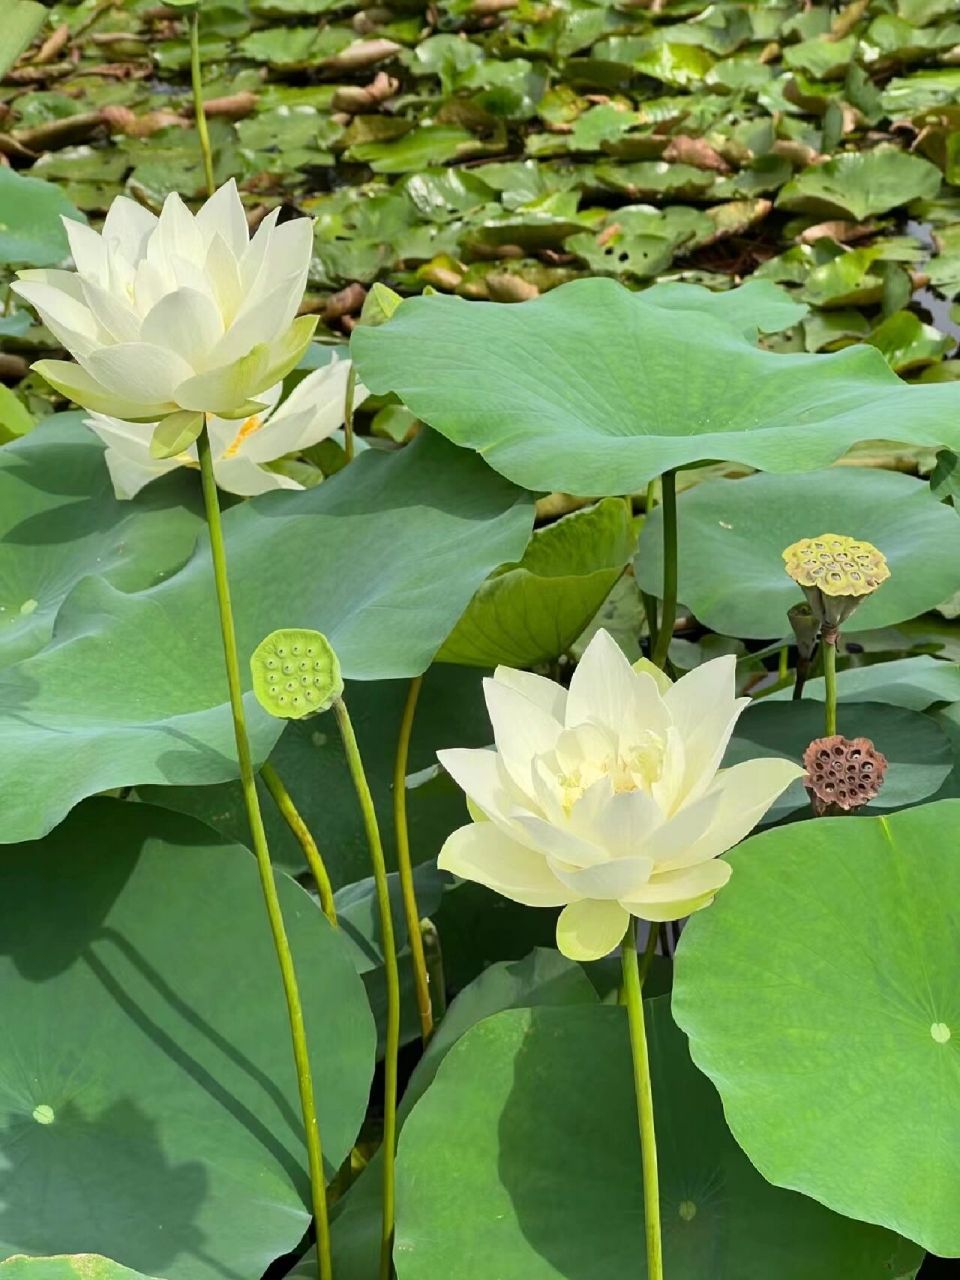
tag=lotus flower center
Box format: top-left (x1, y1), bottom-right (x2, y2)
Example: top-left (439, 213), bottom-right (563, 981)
top-left (554, 730), bottom-right (664, 812)
top-left (224, 414), bottom-right (264, 459)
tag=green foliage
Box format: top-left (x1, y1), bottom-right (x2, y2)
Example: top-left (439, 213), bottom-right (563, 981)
top-left (674, 800), bottom-right (960, 1257)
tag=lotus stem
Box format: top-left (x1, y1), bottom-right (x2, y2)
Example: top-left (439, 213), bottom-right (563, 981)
top-left (621, 918), bottom-right (664, 1280)
top-left (393, 674), bottom-right (434, 1043)
top-left (260, 762), bottom-right (337, 926)
top-left (334, 696), bottom-right (401, 1280)
top-left (196, 425), bottom-right (332, 1280)
top-left (188, 7), bottom-right (215, 198)
top-left (651, 469), bottom-right (677, 671)
top-left (823, 627), bottom-right (838, 737)
top-left (343, 364), bottom-right (357, 462)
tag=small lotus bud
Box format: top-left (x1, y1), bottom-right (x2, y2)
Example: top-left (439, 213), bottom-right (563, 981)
top-left (782, 534), bottom-right (890, 635)
top-left (787, 601), bottom-right (820, 662)
top-left (251, 628), bottom-right (343, 720)
top-left (803, 734), bottom-right (888, 816)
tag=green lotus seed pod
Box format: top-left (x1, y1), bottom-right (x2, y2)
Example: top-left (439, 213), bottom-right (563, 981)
top-left (251, 629), bottom-right (343, 720)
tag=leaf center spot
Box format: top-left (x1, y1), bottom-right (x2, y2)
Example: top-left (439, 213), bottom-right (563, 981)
top-left (678, 1200), bottom-right (697, 1222)
top-left (19, 599), bottom-right (38, 617)
top-left (32, 1104), bottom-right (55, 1125)
top-left (931, 1022), bottom-right (951, 1044)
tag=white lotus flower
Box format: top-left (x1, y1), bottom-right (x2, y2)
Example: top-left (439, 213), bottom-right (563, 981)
top-left (438, 630), bottom-right (804, 962)
top-left (85, 355), bottom-right (366, 498)
top-left (12, 180), bottom-right (316, 420)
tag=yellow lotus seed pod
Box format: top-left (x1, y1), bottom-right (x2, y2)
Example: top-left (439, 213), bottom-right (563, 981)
top-left (782, 534), bottom-right (889, 631)
top-left (251, 628), bottom-right (343, 720)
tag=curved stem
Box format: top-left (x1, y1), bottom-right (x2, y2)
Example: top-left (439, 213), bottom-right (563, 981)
top-left (650, 469), bottom-right (677, 672)
top-left (621, 919), bottom-right (664, 1280)
top-left (189, 8), bottom-right (215, 198)
top-left (260, 762), bottom-right (337, 926)
top-left (333, 697), bottom-right (400, 1280)
top-left (197, 427), bottom-right (332, 1280)
top-left (343, 364), bottom-right (357, 463)
top-left (393, 675), bottom-right (434, 1043)
top-left (823, 630), bottom-right (838, 736)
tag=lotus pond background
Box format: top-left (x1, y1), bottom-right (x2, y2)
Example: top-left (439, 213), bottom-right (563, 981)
top-left (3, 0), bottom-right (960, 1279)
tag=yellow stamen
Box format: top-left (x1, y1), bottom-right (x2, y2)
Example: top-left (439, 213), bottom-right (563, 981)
top-left (224, 414), bottom-right (263, 459)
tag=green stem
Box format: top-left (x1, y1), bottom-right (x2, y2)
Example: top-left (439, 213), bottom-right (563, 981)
top-left (343, 364), bottom-right (357, 463)
top-left (393, 675), bottom-right (434, 1044)
top-left (260, 762), bottom-right (337, 926)
top-left (333, 697), bottom-right (400, 1280)
top-left (823, 631), bottom-right (838, 737)
top-left (650, 469), bottom-right (677, 672)
top-left (421, 918), bottom-right (446, 1022)
top-left (637, 921), bottom-right (659, 988)
top-left (196, 427), bottom-right (332, 1280)
top-left (621, 919), bottom-right (664, 1280)
top-left (189, 7), bottom-right (215, 198)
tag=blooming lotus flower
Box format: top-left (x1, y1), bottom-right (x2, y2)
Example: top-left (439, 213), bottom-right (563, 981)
top-left (85, 355), bottom-right (367, 498)
top-left (12, 180), bottom-right (316, 421)
top-left (438, 630), bottom-right (804, 962)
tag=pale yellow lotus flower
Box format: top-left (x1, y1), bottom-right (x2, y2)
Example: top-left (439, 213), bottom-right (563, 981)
top-left (12, 180), bottom-right (316, 421)
top-left (84, 354), bottom-right (368, 498)
top-left (438, 630), bottom-right (803, 962)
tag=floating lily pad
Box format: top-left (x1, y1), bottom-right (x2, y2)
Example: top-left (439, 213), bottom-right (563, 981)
top-left (0, 169), bottom-right (85, 268)
top-left (0, 415), bottom-right (202, 670)
top-left (777, 150), bottom-right (942, 221)
top-left (636, 467), bottom-right (960, 638)
top-left (673, 799), bottom-right (960, 1258)
top-left (769, 655), bottom-right (960, 710)
top-left (0, 799), bottom-right (376, 1280)
top-left (438, 497), bottom-right (635, 667)
top-left (392, 1000), bottom-right (922, 1279)
top-left (0, 431), bottom-right (532, 844)
top-left (0, 1259), bottom-right (160, 1280)
top-left (354, 280), bottom-right (960, 497)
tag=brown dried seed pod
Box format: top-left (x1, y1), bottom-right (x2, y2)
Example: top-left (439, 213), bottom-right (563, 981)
top-left (803, 734), bottom-right (888, 816)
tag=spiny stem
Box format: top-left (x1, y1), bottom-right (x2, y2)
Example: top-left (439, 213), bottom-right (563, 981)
top-left (621, 918), bottom-right (664, 1280)
top-left (393, 674), bottom-right (434, 1043)
top-left (260, 762), bottom-right (337, 926)
top-left (334, 697), bottom-right (400, 1280)
top-left (189, 7), bottom-right (215, 198)
top-left (650, 469), bottom-right (677, 672)
top-left (197, 426), bottom-right (332, 1280)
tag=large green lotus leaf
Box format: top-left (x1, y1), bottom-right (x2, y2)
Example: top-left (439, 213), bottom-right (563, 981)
top-left (438, 498), bottom-right (635, 667)
top-left (139, 664), bottom-right (492, 880)
top-left (769, 655), bottom-right (960, 710)
top-left (636, 468), bottom-right (960, 638)
top-left (352, 278), bottom-right (960, 496)
top-left (0, 431), bottom-right (532, 844)
top-left (307, 949), bottom-right (598, 1280)
top-left (0, 2), bottom-right (45, 78)
top-left (0, 415), bottom-right (202, 670)
top-left (726, 700), bottom-right (951, 819)
top-left (0, 799), bottom-right (375, 1280)
top-left (672, 799), bottom-right (960, 1258)
top-left (0, 169), bottom-right (85, 267)
top-left (0, 1260), bottom-right (160, 1280)
top-left (777, 150), bottom-right (942, 221)
top-left (392, 1000), bottom-right (922, 1279)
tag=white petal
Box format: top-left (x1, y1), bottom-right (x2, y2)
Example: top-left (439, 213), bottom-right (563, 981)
top-left (550, 854), bottom-right (654, 901)
top-left (83, 342), bottom-right (194, 404)
top-left (214, 276), bottom-right (306, 367)
top-left (33, 360), bottom-right (177, 418)
top-left (63, 218), bottom-right (109, 283)
top-left (438, 822), bottom-right (570, 907)
top-left (195, 179), bottom-right (248, 258)
top-left (79, 278), bottom-right (141, 343)
top-left (149, 191), bottom-right (205, 269)
top-left (624, 858), bottom-right (731, 906)
top-left (512, 813), bottom-right (608, 868)
top-left (212, 454), bottom-right (300, 496)
top-left (657, 756), bottom-right (805, 872)
top-left (174, 348), bottom-right (271, 414)
top-left (238, 362), bottom-right (350, 462)
top-left (664, 655), bottom-right (749, 805)
top-left (204, 232), bottom-right (244, 326)
top-left (238, 207), bottom-right (280, 292)
top-left (637, 789), bottom-right (723, 867)
top-left (140, 288), bottom-right (225, 369)
top-left (556, 900), bottom-right (628, 962)
top-left (86, 416), bottom-right (183, 499)
top-left (437, 747), bottom-right (525, 827)
top-left (568, 785), bottom-right (663, 861)
top-left (11, 279), bottom-right (100, 358)
top-left (566, 627), bottom-right (670, 741)
top-left (101, 196), bottom-right (158, 266)
top-left (483, 677), bottom-right (562, 794)
top-left (493, 665), bottom-right (568, 722)
top-left (242, 215), bottom-right (312, 309)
